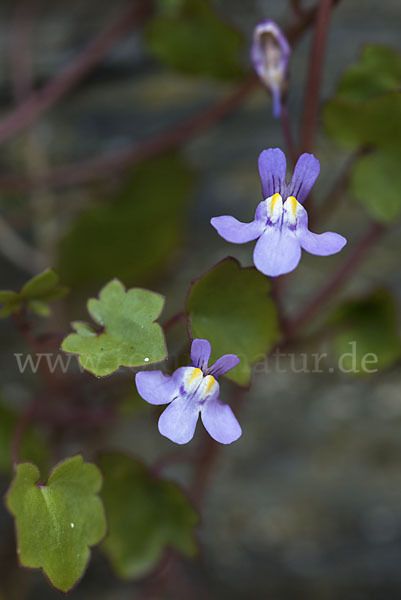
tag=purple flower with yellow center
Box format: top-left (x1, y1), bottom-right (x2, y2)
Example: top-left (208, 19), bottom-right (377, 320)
top-left (251, 20), bottom-right (290, 118)
top-left (211, 148), bottom-right (347, 277)
top-left (135, 339), bottom-right (241, 445)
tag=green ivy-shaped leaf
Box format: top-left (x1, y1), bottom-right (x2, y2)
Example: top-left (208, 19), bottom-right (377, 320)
top-left (351, 149), bottom-right (401, 223)
top-left (99, 453), bottom-right (198, 580)
top-left (146, 0), bottom-right (244, 80)
top-left (337, 45), bottom-right (401, 102)
top-left (6, 455), bottom-right (107, 593)
top-left (58, 155), bottom-right (194, 287)
top-left (0, 269), bottom-right (68, 318)
top-left (329, 290), bottom-right (401, 375)
top-left (186, 258), bottom-right (280, 386)
top-left (61, 279), bottom-right (167, 376)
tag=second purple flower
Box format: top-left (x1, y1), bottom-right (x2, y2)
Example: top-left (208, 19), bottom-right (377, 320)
top-left (211, 148), bottom-right (347, 277)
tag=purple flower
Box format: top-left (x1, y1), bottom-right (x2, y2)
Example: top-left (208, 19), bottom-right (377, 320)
top-left (211, 148), bottom-right (347, 277)
top-left (251, 20), bottom-right (291, 118)
top-left (135, 339), bottom-right (241, 445)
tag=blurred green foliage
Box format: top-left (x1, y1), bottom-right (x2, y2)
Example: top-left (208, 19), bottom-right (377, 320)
top-left (186, 258), bottom-right (279, 385)
top-left (146, 0), bottom-right (244, 79)
top-left (62, 279), bottom-right (167, 376)
top-left (6, 455), bottom-right (107, 593)
top-left (100, 453), bottom-right (198, 579)
top-left (324, 44), bottom-right (401, 222)
top-left (0, 269), bottom-right (68, 318)
top-left (330, 290), bottom-right (401, 374)
top-left (0, 401), bottom-right (48, 475)
top-left (58, 155), bottom-right (194, 287)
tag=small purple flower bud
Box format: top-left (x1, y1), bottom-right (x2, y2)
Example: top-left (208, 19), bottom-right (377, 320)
top-left (251, 20), bottom-right (291, 118)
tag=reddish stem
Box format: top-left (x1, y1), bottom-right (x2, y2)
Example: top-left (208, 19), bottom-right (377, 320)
top-left (0, 0), bottom-right (152, 146)
top-left (300, 0), bottom-right (333, 154)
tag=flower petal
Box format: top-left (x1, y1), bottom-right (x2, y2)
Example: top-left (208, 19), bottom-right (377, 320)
top-left (201, 399), bottom-right (242, 444)
top-left (208, 354), bottom-right (240, 377)
top-left (158, 397), bottom-right (200, 445)
top-left (191, 338), bottom-right (211, 371)
top-left (253, 227), bottom-right (301, 277)
top-left (295, 204), bottom-right (347, 255)
top-left (258, 148), bottom-right (287, 199)
top-left (135, 370), bottom-right (178, 405)
top-left (211, 215), bottom-right (264, 244)
top-left (287, 153), bottom-right (320, 203)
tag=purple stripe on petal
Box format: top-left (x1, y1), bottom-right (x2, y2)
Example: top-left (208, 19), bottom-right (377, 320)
top-left (253, 226), bottom-right (301, 277)
top-left (158, 397), bottom-right (200, 445)
top-left (287, 153), bottom-right (320, 203)
top-left (211, 215), bottom-right (264, 244)
top-left (191, 338), bottom-right (211, 371)
top-left (135, 370), bottom-right (177, 405)
top-left (208, 354), bottom-right (240, 377)
top-left (258, 148), bottom-right (287, 199)
top-left (201, 399), bottom-right (242, 444)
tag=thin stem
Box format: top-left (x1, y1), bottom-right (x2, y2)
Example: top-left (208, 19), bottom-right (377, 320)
top-left (0, 3), bottom-right (334, 193)
top-left (288, 222), bottom-right (387, 338)
top-left (163, 311), bottom-right (185, 332)
top-left (280, 104), bottom-right (298, 167)
top-left (0, 0), bottom-right (153, 146)
top-left (300, 0), bottom-right (333, 154)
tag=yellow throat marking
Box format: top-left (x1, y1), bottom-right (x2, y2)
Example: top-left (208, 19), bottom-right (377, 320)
top-left (270, 192), bottom-right (282, 214)
top-left (287, 195), bottom-right (298, 220)
top-left (205, 375), bottom-right (216, 394)
top-left (188, 368), bottom-right (203, 385)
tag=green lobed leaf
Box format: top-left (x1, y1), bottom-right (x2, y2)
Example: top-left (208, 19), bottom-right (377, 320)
top-left (6, 455), bottom-right (107, 593)
top-left (324, 93), bottom-right (401, 151)
top-left (61, 279), bottom-right (167, 376)
top-left (351, 149), bottom-right (401, 222)
top-left (330, 290), bottom-right (401, 374)
top-left (99, 453), bottom-right (198, 580)
top-left (186, 258), bottom-right (280, 386)
top-left (337, 45), bottom-right (401, 102)
top-left (146, 0), bottom-right (244, 80)
top-left (57, 154), bottom-right (194, 287)
top-left (0, 269), bottom-right (68, 319)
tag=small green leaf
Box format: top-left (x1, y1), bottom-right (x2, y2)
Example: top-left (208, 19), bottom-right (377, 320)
top-left (146, 0), bottom-right (244, 80)
top-left (58, 155), bottom-right (194, 287)
top-left (337, 45), bottom-right (401, 102)
top-left (351, 150), bottom-right (401, 222)
top-left (6, 455), bottom-right (107, 593)
top-left (330, 290), bottom-right (401, 374)
top-left (20, 268), bottom-right (68, 301)
top-left (99, 454), bottom-right (198, 580)
top-left (186, 258), bottom-right (280, 386)
top-left (62, 279), bottom-right (167, 376)
top-left (0, 269), bottom-right (68, 319)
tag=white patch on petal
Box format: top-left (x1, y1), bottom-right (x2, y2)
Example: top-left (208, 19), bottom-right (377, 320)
top-left (283, 195), bottom-right (301, 226)
top-left (265, 193), bottom-right (283, 224)
top-left (180, 367), bottom-right (218, 404)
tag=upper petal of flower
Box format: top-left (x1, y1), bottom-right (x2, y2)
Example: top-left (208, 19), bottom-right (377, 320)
top-left (287, 153), bottom-right (320, 203)
top-left (293, 201), bottom-right (347, 255)
top-left (191, 338), bottom-right (211, 371)
top-left (258, 148), bottom-right (287, 199)
top-left (135, 368), bottom-right (188, 405)
top-left (253, 225), bottom-right (301, 277)
top-left (201, 398), bottom-right (242, 444)
top-left (208, 354), bottom-right (240, 377)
